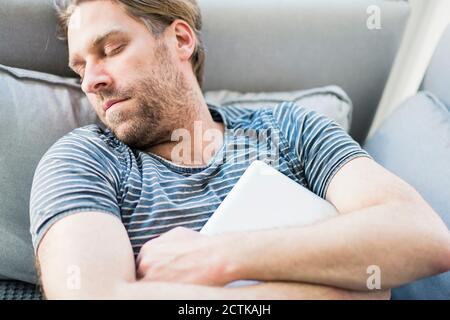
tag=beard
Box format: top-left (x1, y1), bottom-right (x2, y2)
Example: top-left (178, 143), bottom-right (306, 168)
top-left (98, 42), bottom-right (196, 150)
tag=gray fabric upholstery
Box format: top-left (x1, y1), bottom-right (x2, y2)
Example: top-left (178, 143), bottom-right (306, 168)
top-left (205, 85), bottom-right (353, 132)
top-left (0, 64), bottom-right (354, 284)
top-left (364, 92), bottom-right (450, 300)
top-left (422, 25), bottom-right (450, 108)
top-left (0, 65), bottom-right (98, 283)
top-left (0, 0), bottom-right (411, 142)
top-left (0, 0), bottom-right (73, 77)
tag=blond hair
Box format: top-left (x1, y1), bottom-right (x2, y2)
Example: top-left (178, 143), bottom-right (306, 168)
top-left (54, 0), bottom-right (205, 87)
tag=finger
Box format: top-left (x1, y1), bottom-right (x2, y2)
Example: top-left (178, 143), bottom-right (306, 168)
top-left (169, 227), bottom-right (199, 238)
top-left (171, 226), bottom-right (193, 234)
top-left (135, 255), bottom-right (149, 279)
top-left (135, 252), bottom-right (142, 267)
top-left (136, 262), bottom-right (146, 280)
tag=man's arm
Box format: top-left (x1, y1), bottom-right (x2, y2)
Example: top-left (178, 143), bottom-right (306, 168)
top-left (37, 211), bottom-right (388, 299)
top-left (136, 157), bottom-right (450, 291)
top-left (37, 212), bottom-right (135, 299)
top-left (222, 157), bottom-right (450, 290)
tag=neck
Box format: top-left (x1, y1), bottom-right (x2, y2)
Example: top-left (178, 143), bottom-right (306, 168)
top-left (146, 100), bottom-right (225, 167)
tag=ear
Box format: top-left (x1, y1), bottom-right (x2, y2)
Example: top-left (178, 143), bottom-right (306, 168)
top-left (169, 19), bottom-right (196, 62)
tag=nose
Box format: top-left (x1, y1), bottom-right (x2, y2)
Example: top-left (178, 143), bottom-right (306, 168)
top-left (81, 61), bottom-right (113, 94)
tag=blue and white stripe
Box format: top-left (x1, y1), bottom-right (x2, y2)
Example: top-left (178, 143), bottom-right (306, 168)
top-left (30, 102), bottom-right (370, 256)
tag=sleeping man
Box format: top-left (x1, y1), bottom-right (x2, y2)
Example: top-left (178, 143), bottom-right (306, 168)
top-left (30, 0), bottom-right (450, 299)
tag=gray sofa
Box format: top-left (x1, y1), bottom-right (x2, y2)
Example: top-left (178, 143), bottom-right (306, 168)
top-left (6, 0), bottom-right (448, 300)
top-left (365, 25), bottom-right (450, 299)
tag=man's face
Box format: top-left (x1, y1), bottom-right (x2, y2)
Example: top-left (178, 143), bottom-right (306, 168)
top-left (68, 0), bottom-right (191, 149)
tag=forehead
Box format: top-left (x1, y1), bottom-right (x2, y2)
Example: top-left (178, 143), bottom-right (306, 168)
top-left (67, 1), bottom-right (147, 62)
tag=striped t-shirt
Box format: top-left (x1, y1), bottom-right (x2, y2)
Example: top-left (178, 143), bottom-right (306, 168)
top-left (30, 102), bottom-right (370, 256)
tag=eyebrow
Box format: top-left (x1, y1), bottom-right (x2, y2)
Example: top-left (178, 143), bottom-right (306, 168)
top-left (68, 29), bottom-right (128, 70)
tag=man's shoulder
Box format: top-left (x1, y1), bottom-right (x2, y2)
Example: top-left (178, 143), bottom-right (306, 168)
top-left (213, 102), bottom-right (301, 129)
top-left (65, 123), bottom-right (112, 141)
top-left (222, 101), bottom-right (309, 122)
top-left (57, 124), bottom-right (118, 147)
top-left (271, 102), bottom-right (335, 134)
top-left (271, 101), bottom-right (310, 123)
top-left (42, 124), bottom-right (124, 164)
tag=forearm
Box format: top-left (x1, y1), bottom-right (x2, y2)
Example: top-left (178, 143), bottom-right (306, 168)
top-left (112, 280), bottom-right (389, 300)
top-left (226, 200), bottom-right (450, 291)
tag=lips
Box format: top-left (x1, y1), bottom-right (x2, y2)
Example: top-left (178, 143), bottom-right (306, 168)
top-left (103, 98), bottom-right (130, 112)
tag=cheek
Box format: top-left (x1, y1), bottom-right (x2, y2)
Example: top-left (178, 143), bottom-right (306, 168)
top-left (87, 96), bottom-right (105, 117)
top-left (123, 45), bottom-right (157, 75)
top-left (87, 95), bottom-right (97, 107)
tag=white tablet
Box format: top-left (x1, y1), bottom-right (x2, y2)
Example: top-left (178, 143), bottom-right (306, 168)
top-left (201, 160), bottom-right (339, 235)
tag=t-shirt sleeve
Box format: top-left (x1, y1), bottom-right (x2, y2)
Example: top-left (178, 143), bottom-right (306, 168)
top-left (275, 102), bottom-right (372, 199)
top-left (29, 128), bottom-right (123, 254)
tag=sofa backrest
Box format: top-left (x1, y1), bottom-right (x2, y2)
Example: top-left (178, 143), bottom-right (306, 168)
top-left (0, 0), bottom-right (410, 142)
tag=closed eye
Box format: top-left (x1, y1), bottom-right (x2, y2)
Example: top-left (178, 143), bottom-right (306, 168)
top-left (105, 44), bottom-right (126, 56)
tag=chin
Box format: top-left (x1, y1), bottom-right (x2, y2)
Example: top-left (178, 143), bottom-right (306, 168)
top-left (111, 122), bottom-right (133, 142)
top-left (110, 121), bottom-right (147, 149)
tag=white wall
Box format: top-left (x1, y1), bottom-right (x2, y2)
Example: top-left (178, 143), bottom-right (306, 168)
top-left (367, 0), bottom-right (450, 139)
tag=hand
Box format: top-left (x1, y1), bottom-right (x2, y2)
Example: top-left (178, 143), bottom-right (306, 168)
top-left (136, 227), bottom-right (238, 286)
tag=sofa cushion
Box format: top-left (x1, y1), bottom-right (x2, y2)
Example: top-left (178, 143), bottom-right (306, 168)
top-left (205, 85), bottom-right (352, 132)
top-left (0, 64), bottom-right (353, 283)
top-left (422, 25), bottom-right (450, 108)
top-left (365, 92), bottom-right (450, 300)
top-left (0, 65), bottom-right (98, 283)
